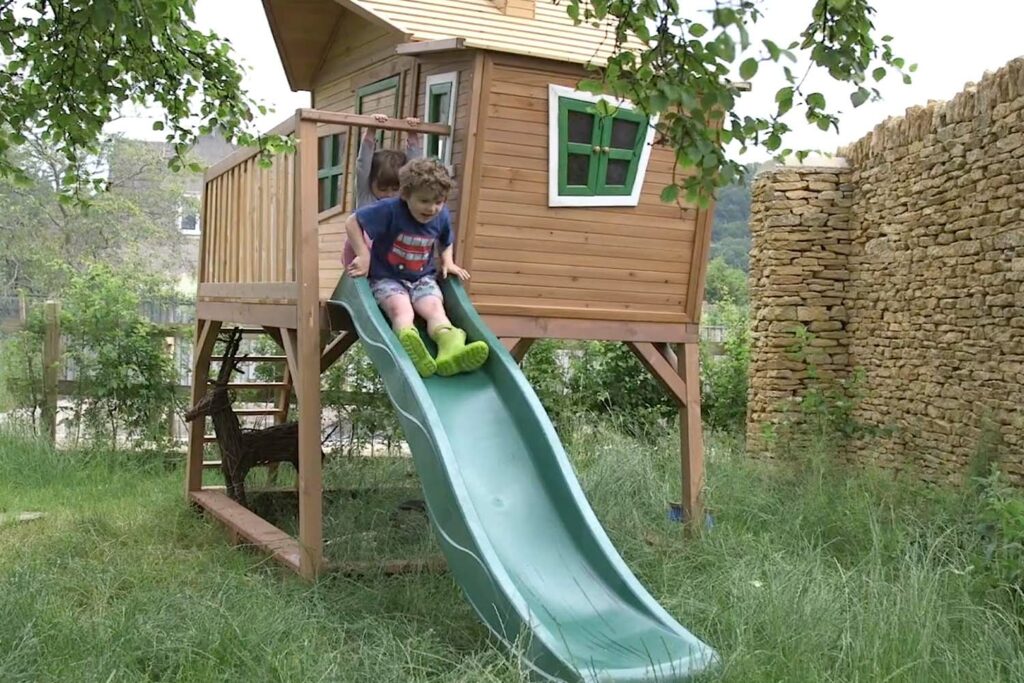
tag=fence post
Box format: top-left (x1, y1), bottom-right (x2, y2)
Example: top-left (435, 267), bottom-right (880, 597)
top-left (41, 300), bottom-right (60, 446)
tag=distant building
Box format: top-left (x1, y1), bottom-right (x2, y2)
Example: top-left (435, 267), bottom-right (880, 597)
top-left (106, 134), bottom-right (236, 295)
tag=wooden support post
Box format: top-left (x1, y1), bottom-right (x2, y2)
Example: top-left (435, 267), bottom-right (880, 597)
top-left (279, 327), bottom-right (300, 384)
top-left (165, 335), bottom-right (177, 441)
top-left (41, 301), bottom-right (60, 446)
top-left (679, 342), bottom-right (704, 529)
top-left (626, 342), bottom-right (688, 408)
top-left (508, 338), bottom-right (535, 364)
top-left (186, 319), bottom-right (222, 496)
top-left (320, 331), bottom-right (357, 373)
top-left (295, 115), bottom-right (324, 580)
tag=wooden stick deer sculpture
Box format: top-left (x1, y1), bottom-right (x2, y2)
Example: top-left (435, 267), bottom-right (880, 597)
top-left (184, 330), bottom-right (320, 508)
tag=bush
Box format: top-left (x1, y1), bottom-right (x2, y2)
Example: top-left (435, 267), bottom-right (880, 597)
top-left (973, 464), bottom-right (1024, 605)
top-left (60, 265), bottom-right (177, 447)
top-left (522, 340), bottom-right (675, 438)
top-left (700, 299), bottom-right (750, 433)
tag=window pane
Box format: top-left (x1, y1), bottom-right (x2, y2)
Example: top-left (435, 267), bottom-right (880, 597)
top-left (609, 118), bottom-right (641, 149)
top-left (180, 210), bottom-right (199, 233)
top-left (605, 158), bottom-right (629, 186)
top-left (319, 177), bottom-right (337, 212)
top-left (567, 110), bottom-right (595, 144)
top-left (429, 90), bottom-right (451, 123)
top-left (567, 154), bottom-right (590, 185)
top-left (332, 133), bottom-right (347, 166)
top-left (318, 136), bottom-right (332, 169)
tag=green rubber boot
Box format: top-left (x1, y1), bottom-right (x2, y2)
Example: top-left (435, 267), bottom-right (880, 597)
top-left (433, 326), bottom-right (489, 377)
top-left (397, 327), bottom-right (436, 378)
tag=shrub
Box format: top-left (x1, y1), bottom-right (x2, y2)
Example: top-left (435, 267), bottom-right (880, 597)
top-left (60, 265), bottom-right (177, 447)
top-left (700, 299), bottom-right (750, 433)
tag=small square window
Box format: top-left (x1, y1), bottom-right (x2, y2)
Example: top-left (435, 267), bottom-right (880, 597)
top-left (547, 84), bottom-right (658, 207)
top-left (178, 194), bottom-right (201, 235)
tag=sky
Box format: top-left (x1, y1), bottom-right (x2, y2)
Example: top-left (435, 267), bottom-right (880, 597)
top-left (110, 0), bottom-right (1024, 162)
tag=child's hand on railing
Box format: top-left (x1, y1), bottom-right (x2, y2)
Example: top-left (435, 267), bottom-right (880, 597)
top-left (372, 114), bottom-right (389, 124)
top-left (405, 117), bottom-right (421, 127)
top-left (347, 254), bottom-right (370, 278)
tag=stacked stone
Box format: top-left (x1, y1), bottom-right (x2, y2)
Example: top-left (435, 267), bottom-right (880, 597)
top-left (838, 59), bottom-right (1024, 484)
top-left (747, 58), bottom-right (1024, 484)
top-left (746, 167), bottom-right (854, 453)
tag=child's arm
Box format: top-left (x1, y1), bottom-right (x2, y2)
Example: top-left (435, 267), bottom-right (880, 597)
top-left (439, 245), bottom-right (469, 281)
top-left (345, 214), bottom-right (371, 278)
top-left (355, 114), bottom-right (389, 207)
top-left (404, 117), bottom-right (424, 160)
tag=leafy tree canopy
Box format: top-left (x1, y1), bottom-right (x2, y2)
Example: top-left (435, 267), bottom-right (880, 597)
top-left (567, 0), bottom-right (914, 203)
top-left (0, 0), bottom-right (910, 202)
top-left (0, 0), bottom-right (282, 196)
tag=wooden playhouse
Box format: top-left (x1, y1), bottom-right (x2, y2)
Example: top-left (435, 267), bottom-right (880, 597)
top-left (188, 0), bottom-right (716, 579)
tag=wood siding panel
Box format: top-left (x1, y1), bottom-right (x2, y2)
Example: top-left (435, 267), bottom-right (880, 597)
top-left (465, 56), bottom-right (698, 324)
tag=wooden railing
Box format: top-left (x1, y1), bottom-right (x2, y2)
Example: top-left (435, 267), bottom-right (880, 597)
top-left (197, 110), bottom-right (451, 303)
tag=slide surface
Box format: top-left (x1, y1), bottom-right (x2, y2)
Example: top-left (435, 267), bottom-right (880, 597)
top-left (329, 276), bottom-right (717, 682)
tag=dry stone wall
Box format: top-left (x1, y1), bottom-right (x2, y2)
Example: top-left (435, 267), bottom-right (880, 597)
top-left (748, 59), bottom-right (1024, 484)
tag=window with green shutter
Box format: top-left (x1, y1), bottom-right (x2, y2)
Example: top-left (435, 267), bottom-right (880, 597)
top-left (548, 84), bottom-right (657, 207)
top-left (317, 132), bottom-right (347, 212)
top-left (424, 71), bottom-right (458, 170)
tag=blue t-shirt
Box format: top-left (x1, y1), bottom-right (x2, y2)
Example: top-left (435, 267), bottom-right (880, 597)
top-left (354, 197), bottom-right (453, 281)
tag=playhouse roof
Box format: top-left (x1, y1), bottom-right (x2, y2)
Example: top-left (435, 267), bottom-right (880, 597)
top-left (262, 0), bottom-right (646, 91)
top-left (351, 0), bottom-right (643, 64)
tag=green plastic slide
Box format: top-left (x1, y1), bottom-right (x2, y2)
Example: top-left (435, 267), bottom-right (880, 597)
top-left (328, 276), bottom-right (717, 682)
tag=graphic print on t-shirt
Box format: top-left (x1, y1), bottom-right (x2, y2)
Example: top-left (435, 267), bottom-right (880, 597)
top-left (386, 231), bottom-right (434, 274)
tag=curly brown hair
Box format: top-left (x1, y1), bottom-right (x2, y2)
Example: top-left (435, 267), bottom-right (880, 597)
top-left (399, 158), bottom-right (454, 200)
top-left (370, 149), bottom-right (406, 192)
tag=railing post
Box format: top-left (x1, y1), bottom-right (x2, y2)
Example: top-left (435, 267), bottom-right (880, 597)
top-left (295, 112), bottom-right (324, 580)
top-left (41, 300), bottom-right (60, 446)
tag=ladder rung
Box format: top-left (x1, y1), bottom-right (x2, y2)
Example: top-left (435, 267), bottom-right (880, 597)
top-left (202, 460), bottom-right (279, 469)
top-left (233, 408), bottom-right (286, 416)
top-left (210, 355), bottom-right (287, 363)
top-left (225, 382), bottom-right (288, 390)
top-left (203, 435), bottom-right (218, 443)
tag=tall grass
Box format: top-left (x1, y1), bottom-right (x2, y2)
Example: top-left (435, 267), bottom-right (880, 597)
top-left (0, 424), bottom-right (1021, 682)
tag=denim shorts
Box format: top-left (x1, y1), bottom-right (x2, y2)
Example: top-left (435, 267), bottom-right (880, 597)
top-left (370, 276), bottom-right (442, 307)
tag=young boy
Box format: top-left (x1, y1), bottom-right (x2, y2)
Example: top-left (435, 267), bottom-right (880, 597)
top-left (355, 114), bottom-right (423, 209)
top-left (345, 158), bottom-right (489, 378)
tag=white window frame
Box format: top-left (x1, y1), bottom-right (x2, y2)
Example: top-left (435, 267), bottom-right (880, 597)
top-left (178, 192), bottom-right (201, 236)
top-left (547, 83), bottom-right (659, 208)
top-left (424, 71), bottom-right (459, 171)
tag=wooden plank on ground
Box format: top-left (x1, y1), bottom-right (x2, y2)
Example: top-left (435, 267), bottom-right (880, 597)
top-left (190, 490), bottom-right (301, 572)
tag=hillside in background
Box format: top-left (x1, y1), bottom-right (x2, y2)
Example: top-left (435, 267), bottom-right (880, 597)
top-left (709, 162), bottom-right (769, 274)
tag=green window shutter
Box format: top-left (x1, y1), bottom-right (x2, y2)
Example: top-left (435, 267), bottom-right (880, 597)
top-left (556, 97), bottom-right (601, 195)
top-left (555, 95), bottom-right (650, 199)
top-left (426, 81), bottom-right (453, 160)
top-left (594, 107), bottom-right (648, 196)
top-left (317, 132), bottom-right (347, 212)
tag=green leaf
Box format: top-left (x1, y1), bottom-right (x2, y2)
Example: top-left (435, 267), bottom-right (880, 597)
top-left (660, 184), bottom-right (680, 203)
top-left (689, 23), bottom-right (707, 37)
top-left (763, 39), bottom-right (781, 61)
top-left (872, 67), bottom-right (886, 82)
top-left (850, 88), bottom-right (870, 107)
top-left (806, 92), bottom-right (826, 110)
top-left (739, 58), bottom-right (758, 80)
top-left (152, 121), bottom-right (165, 131)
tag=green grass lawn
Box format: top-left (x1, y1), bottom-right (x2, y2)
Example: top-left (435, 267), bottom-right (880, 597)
top-left (1, 425), bottom-right (1021, 682)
